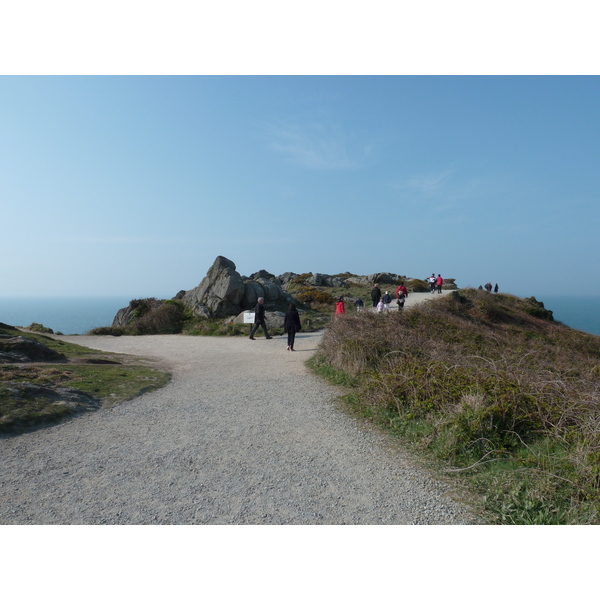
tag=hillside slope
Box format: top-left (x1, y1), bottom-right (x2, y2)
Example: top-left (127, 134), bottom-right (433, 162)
top-left (312, 289), bottom-right (600, 523)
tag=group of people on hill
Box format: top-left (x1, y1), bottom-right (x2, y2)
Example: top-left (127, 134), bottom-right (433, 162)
top-left (367, 281), bottom-right (410, 313)
top-left (479, 282), bottom-right (499, 293)
top-left (249, 272), bottom-right (449, 350)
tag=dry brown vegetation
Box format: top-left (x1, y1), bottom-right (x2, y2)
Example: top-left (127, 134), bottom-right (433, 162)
top-left (311, 289), bottom-right (600, 523)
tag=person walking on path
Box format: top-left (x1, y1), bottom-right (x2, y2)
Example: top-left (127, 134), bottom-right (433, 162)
top-left (354, 297), bottom-right (364, 313)
top-left (395, 281), bottom-right (408, 301)
top-left (371, 284), bottom-right (381, 307)
top-left (377, 298), bottom-right (386, 313)
top-left (283, 303), bottom-right (301, 351)
top-left (396, 281), bottom-right (408, 311)
top-left (249, 297), bottom-right (272, 340)
top-left (427, 273), bottom-right (437, 294)
top-left (436, 274), bottom-right (444, 294)
top-left (334, 296), bottom-right (346, 318)
top-left (382, 291), bottom-right (392, 309)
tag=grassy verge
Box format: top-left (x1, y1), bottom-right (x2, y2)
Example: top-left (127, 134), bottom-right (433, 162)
top-left (0, 324), bottom-right (170, 433)
top-left (308, 289), bottom-right (600, 524)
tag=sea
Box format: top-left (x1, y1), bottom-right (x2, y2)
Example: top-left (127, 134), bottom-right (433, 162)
top-left (0, 296), bottom-right (133, 335)
top-left (0, 295), bottom-right (599, 337)
top-left (537, 296), bottom-right (600, 336)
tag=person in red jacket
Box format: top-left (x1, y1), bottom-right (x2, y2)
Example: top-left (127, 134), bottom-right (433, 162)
top-left (334, 296), bottom-right (345, 317)
top-left (395, 281), bottom-right (408, 311)
top-left (436, 274), bottom-right (444, 294)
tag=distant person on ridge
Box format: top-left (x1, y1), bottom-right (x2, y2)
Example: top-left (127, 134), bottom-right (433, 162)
top-left (494, 283), bottom-right (499, 293)
top-left (436, 274), bottom-right (444, 294)
top-left (485, 282), bottom-right (493, 293)
top-left (371, 284), bottom-right (381, 308)
top-left (249, 297), bottom-right (272, 340)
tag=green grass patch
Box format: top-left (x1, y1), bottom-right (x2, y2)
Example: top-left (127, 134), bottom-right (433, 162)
top-left (0, 325), bottom-right (170, 433)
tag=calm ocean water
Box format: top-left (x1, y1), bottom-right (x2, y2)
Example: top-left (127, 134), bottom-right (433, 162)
top-left (1, 295), bottom-right (599, 337)
top-left (0, 297), bottom-right (133, 335)
top-left (539, 296), bottom-right (600, 336)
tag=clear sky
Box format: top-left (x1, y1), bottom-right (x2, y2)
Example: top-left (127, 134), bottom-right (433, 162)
top-left (1, 75), bottom-right (598, 299)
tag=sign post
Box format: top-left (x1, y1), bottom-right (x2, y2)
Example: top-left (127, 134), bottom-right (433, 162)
top-left (243, 311), bottom-right (254, 335)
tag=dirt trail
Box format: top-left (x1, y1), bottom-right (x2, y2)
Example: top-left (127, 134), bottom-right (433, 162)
top-left (0, 291), bottom-right (476, 524)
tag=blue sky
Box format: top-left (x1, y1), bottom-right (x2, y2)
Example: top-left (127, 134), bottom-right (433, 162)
top-left (1, 75), bottom-right (599, 299)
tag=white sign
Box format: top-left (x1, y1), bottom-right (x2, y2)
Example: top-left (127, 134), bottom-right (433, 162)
top-left (243, 311), bottom-right (255, 324)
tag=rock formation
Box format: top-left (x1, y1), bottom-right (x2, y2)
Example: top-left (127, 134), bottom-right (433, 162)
top-left (182, 256), bottom-right (297, 319)
top-left (182, 256), bottom-right (245, 318)
top-left (110, 256), bottom-right (459, 327)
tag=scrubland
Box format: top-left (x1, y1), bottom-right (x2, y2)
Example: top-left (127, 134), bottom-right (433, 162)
top-left (310, 289), bottom-right (600, 524)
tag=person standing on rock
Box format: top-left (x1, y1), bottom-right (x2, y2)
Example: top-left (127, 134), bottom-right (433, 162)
top-left (249, 297), bottom-right (272, 340)
top-left (283, 303), bottom-right (301, 351)
top-left (371, 284), bottom-right (381, 307)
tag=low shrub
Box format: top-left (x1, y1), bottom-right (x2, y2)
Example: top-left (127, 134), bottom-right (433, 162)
top-left (294, 286), bottom-right (336, 306)
top-left (26, 322), bottom-right (54, 334)
top-left (312, 288), bottom-right (600, 523)
top-left (128, 302), bottom-right (186, 335)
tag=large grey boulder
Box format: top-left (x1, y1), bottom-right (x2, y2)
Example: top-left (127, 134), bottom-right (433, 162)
top-left (278, 272), bottom-right (299, 285)
top-left (183, 256), bottom-right (246, 318)
top-left (241, 280), bottom-right (295, 312)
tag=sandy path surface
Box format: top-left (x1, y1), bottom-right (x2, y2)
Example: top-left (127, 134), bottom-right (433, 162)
top-left (0, 291), bottom-right (477, 524)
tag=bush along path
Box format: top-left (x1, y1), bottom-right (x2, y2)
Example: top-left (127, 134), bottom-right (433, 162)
top-left (312, 289), bottom-right (600, 524)
top-left (0, 328), bottom-right (477, 525)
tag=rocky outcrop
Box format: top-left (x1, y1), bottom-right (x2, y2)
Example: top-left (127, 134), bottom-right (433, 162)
top-left (278, 272), bottom-right (300, 285)
top-left (306, 273), bottom-right (348, 288)
top-left (183, 256), bottom-right (246, 318)
top-left (0, 335), bottom-right (66, 363)
top-left (109, 256), bottom-right (460, 325)
top-left (182, 256), bottom-right (297, 318)
top-left (346, 273), bottom-right (401, 286)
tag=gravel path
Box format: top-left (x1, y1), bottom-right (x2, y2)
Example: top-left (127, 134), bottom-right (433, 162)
top-left (0, 308), bottom-right (478, 524)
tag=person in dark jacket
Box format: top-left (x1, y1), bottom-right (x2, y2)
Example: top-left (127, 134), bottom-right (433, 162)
top-left (354, 297), bottom-right (364, 313)
top-left (283, 303), bottom-right (301, 351)
top-left (371, 284), bottom-right (381, 307)
top-left (249, 297), bottom-right (272, 340)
